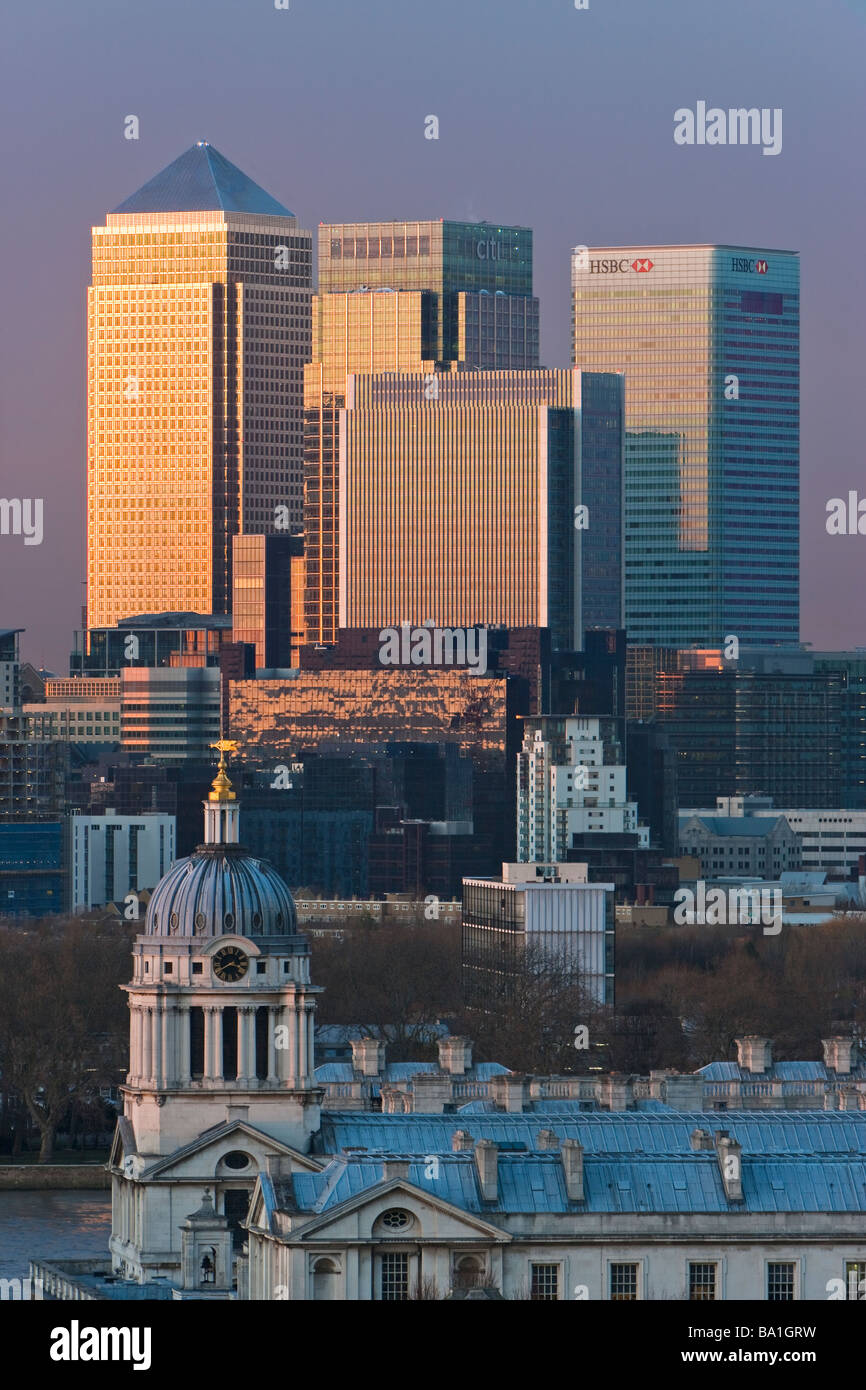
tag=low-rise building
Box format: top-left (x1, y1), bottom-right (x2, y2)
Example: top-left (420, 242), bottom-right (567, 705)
top-left (462, 862), bottom-right (614, 1008)
top-left (679, 810), bottom-right (801, 878)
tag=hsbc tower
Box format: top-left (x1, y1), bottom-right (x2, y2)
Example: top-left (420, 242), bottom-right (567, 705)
top-left (571, 245), bottom-right (799, 646)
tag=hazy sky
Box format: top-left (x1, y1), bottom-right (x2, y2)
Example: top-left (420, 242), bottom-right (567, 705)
top-left (1, 0), bottom-right (864, 670)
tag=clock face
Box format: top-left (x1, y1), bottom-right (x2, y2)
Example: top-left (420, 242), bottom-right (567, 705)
top-left (212, 945), bottom-right (249, 982)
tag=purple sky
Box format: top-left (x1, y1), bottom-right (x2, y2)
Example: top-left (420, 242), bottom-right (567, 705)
top-left (1, 0), bottom-right (864, 671)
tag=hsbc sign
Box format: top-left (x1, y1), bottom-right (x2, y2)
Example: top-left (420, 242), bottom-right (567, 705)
top-left (731, 256), bottom-right (769, 274)
top-left (584, 257), bottom-right (655, 274)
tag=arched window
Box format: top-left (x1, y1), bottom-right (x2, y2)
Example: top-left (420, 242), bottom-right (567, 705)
top-left (200, 1247), bottom-right (216, 1285)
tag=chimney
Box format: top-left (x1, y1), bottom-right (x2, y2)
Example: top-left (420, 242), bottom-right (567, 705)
top-left (536, 1129), bottom-right (560, 1151)
top-left (822, 1037), bottom-right (855, 1075)
top-left (489, 1073), bottom-right (528, 1113)
top-left (351, 1036), bottom-right (386, 1077)
top-left (474, 1140), bottom-right (498, 1202)
top-left (452, 1129), bottom-right (474, 1152)
top-left (265, 1155), bottom-right (293, 1177)
top-left (600, 1073), bottom-right (633, 1111)
top-left (689, 1128), bottom-right (714, 1152)
top-left (382, 1159), bottom-right (410, 1181)
top-left (438, 1036), bottom-right (472, 1076)
top-left (560, 1139), bottom-right (585, 1202)
top-left (715, 1133), bottom-right (743, 1202)
top-left (735, 1036), bottom-right (773, 1074)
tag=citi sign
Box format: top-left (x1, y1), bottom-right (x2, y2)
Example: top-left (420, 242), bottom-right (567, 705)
top-left (731, 257), bottom-right (769, 274)
top-left (476, 239), bottom-right (511, 260)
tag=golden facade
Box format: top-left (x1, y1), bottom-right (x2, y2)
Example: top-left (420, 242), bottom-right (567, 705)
top-left (87, 209), bottom-right (311, 629)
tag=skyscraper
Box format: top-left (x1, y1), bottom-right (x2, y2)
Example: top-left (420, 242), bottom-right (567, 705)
top-left (338, 366), bottom-right (624, 648)
top-left (304, 219), bottom-right (539, 644)
top-left (571, 245), bottom-right (799, 646)
top-left (317, 219), bottom-right (537, 363)
top-left (87, 143), bottom-right (312, 630)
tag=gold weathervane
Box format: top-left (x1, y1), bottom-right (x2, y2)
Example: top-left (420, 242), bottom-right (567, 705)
top-left (209, 739), bottom-right (239, 802)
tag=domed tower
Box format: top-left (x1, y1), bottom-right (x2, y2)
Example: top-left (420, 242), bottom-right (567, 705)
top-left (120, 741), bottom-right (322, 1159)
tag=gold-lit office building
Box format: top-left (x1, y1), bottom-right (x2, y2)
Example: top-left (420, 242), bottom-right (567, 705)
top-left (337, 366), bottom-right (624, 650)
top-left (304, 220), bottom-right (539, 644)
top-left (87, 143), bottom-right (312, 630)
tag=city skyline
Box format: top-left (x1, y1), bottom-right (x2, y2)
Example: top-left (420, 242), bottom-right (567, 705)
top-left (1, 0), bottom-right (864, 668)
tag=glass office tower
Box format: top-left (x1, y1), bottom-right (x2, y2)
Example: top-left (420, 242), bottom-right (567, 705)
top-left (338, 366), bottom-right (624, 648)
top-left (572, 245), bottom-right (799, 646)
top-left (305, 221), bottom-right (539, 644)
top-left (87, 143), bottom-right (312, 630)
top-left (318, 220), bottom-right (535, 362)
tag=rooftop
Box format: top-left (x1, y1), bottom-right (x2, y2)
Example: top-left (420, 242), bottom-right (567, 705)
top-left (111, 143), bottom-right (293, 217)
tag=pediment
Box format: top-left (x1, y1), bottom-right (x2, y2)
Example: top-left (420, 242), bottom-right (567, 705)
top-left (139, 1121), bottom-right (322, 1181)
top-left (291, 1179), bottom-right (511, 1244)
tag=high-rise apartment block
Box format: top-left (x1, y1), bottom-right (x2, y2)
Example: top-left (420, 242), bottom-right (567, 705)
top-left (87, 143), bottom-right (312, 630)
top-left (305, 220), bottom-right (539, 643)
top-left (572, 245), bottom-right (799, 646)
top-left (337, 366), bottom-right (623, 648)
top-left (516, 715), bottom-right (647, 863)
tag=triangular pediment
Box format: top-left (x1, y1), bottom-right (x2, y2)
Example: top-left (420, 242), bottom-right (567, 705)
top-left (290, 1178), bottom-right (511, 1244)
top-left (137, 1120), bottom-right (322, 1182)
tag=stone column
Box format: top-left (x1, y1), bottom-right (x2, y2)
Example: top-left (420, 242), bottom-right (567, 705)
top-left (129, 1006), bottom-right (141, 1084)
top-left (237, 1006), bottom-right (255, 1085)
top-left (161, 1003), bottom-right (173, 1088)
top-left (306, 1005), bottom-right (315, 1086)
top-left (204, 1007), bottom-right (218, 1082)
top-left (266, 1006), bottom-right (279, 1085)
top-left (152, 1004), bottom-right (163, 1089)
top-left (142, 1007), bottom-right (153, 1085)
top-left (178, 1004), bottom-right (190, 1084)
top-left (287, 1001), bottom-right (299, 1088)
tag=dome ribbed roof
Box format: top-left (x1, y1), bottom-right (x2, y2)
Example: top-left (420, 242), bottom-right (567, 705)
top-left (145, 845), bottom-right (297, 938)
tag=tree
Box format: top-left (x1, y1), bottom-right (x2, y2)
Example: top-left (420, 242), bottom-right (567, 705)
top-left (0, 918), bottom-right (133, 1161)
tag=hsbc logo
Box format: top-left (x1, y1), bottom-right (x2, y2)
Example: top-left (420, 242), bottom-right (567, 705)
top-left (731, 256), bottom-right (770, 274)
top-left (756, 260), bottom-right (768, 274)
top-left (582, 256), bottom-right (655, 274)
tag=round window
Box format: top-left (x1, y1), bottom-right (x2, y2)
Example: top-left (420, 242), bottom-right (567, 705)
top-left (222, 1151), bottom-right (250, 1171)
top-left (380, 1209), bottom-right (411, 1231)
top-left (224, 912), bottom-right (235, 929)
top-left (169, 912), bottom-right (179, 932)
top-left (275, 912), bottom-right (283, 928)
top-left (252, 912), bottom-right (262, 931)
top-left (194, 912), bottom-right (207, 933)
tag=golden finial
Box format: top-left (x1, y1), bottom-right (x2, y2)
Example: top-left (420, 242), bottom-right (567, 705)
top-left (209, 739), bottom-right (238, 802)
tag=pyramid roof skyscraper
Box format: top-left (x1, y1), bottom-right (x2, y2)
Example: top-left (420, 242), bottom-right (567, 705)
top-left (111, 142), bottom-right (293, 217)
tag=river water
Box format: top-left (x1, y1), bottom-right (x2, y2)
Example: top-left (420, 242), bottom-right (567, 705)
top-left (0, 1190), bottom-right (111, 1284)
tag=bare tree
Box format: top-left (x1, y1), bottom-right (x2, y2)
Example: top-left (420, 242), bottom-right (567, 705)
top-left (0, 918), bottom-right (132, 1162)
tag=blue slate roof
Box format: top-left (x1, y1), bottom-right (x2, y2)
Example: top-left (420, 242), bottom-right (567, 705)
top-left (700, 1060), bottom-right (865, 1082)
top-left (694, 817), bottom-right (783, 837)
top-left (112, 143), bottom-right (293, 216)
top-left (316, 1110), bottom-right (866, 1157)
top-left (276, 1147), bottom-right (866, 1217)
